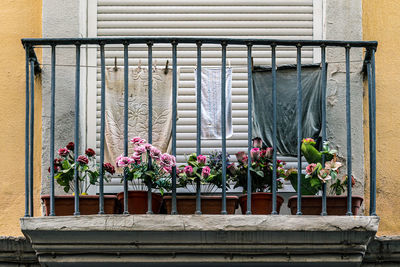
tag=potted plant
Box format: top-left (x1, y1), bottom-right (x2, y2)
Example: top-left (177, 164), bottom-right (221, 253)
top-left (286, 138), bottom-right (363, 215)
top-left (115, 137), bottom-right (174, 214)
top-left (164, 151), bottom-right (238, 214)
top-left (41, 142), bottom-right (117, 216)
top-left (228, 138), bottom-right (286, 214)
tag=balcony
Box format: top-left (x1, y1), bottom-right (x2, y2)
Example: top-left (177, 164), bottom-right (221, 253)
top-left (20, 37), bottom-right (379, 267)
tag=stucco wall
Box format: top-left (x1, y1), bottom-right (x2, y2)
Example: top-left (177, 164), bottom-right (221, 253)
top-left (41, 0), bottom-right (84, 197)
top-left (0, 0), bottom-right (42, 236)
top-left (325, 0), bottom-right (365, 199)
top-left (363, 0), bottom-right (400, 236)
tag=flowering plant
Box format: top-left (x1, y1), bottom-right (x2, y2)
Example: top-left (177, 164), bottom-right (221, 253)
top-left (228, 137), bottom-right (286, 193)
top-left (285, 138), bottom-right (353, 195)
top-left (177, 151), bottom-right (230, 193)
top-left (49, 142), bottom-right (115, 194)
top-left (115, 137), bottom-right (175, 194)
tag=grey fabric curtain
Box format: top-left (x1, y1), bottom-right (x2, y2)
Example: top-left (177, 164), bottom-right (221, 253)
top-left (252, 64), bottom-right (322, 157)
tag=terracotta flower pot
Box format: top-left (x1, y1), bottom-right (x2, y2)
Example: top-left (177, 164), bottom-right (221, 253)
top-left (238, 192), bottom-right (284, 214)
top-left (41, 195), bottom-right (117, 216)
top-left (116, 190), bottom-right (163, 214)
top-left (287, 195), bottom-right (364, 215)
top-left (164, 195), bottom-right (238, 214)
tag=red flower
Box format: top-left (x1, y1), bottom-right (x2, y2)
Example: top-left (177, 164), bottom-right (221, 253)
top-left (85, 148), bottom-right (96, 157)
top-left (66, 142), bottom-right (75, 151)
top-left (77, 155), bottom-right (89, 165)
top-left (58, 147), bottom-right (69, 157)
top-left (103, 163), bottom-right (115, 175)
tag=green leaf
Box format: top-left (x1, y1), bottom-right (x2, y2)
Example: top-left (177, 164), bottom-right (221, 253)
top-left (62, 160), bottom-right (71, 169)
top-left (63, 185), bottom-right (70, 193)
top-left (288, 172), bottom-right (319, 195)
top-left (310, 177), bottom-right (321, 188)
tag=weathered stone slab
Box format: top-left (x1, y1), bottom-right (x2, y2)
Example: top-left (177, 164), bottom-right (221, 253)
top-left (21, 215), bottom-right (379, 267)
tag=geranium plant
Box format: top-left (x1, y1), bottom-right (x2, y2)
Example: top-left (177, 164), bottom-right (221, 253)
top-left (49, 142), bottom-right (116, 194)
top-left (285, 138), bottom-right (353, 195)
top-left (177, 152), bottom-right (230, 193)
top-left (228, 137), bottom-right (286, 193)
top-left (115, 137), bottom-right (174, 194)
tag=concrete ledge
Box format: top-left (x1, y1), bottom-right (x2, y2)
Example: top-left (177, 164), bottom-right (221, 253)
top-left (363, 236), bottom-right (400, 266)
top-left (21, 215), bottom-right (379, 267)
top-left (0, 236), bottom-right (39, 266)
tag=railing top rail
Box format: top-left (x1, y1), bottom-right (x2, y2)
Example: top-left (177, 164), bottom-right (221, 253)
top-left (22, 37), bottom-right (378, 48)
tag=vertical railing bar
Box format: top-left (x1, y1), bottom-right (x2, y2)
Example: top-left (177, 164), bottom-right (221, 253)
top-left (49, 45), bottom-right (56, 216)
top-left (246, 43), bottom-right (253, 215)
top-left (195, 41), bottom-right (202, 215)
top-left (29, 58), bottom-right (35, 217)
top-left (345, 45), bottom-right (353, 216)
top-left (74, 43), bottom-right (81, 216)
top-left (367, 55), bottom-right (373, 215)
top-left (171, 41), bottom-right (178, 215)
top-left (296, 44), bottom-right (303, 215)
top-left (98, 43), bottom-right (106, 214)
top-left (147, 41), bottom-right (153, 214)
top-left (271, 44), bottom-right (278, 215)
top-left (123, 42), bottom-right (129, 214)
top-left (321, 45), bottom-right (328, 216)
top-left (221, 41), bottom-right (227, 215)
top-left (370, 48), bottom-right (377, 216)
top-left (25, 46), bottom-right (30, 217)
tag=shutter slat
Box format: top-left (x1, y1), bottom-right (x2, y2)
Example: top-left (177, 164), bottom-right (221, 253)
top-left (98, 13), bottom-right (313, 21)
top-left (98, 6), bottom-right (313, 14)
top-left (98, 0), bottom-right (313, 6)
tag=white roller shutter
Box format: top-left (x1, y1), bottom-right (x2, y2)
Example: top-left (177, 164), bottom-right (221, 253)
top-left (95, 0), bottom-right (316, 182)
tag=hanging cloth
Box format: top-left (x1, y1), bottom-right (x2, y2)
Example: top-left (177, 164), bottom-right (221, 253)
top-left (104, 67), bottom-right (173, 166)
top-left (252, 64), bottom-right (322, 156)
top-left (195, 67), bottom-right (233, 139)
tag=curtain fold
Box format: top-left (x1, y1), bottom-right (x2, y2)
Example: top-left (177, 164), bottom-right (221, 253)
top-left (105, 67), bottom-right (173, 165)
top-left (252, 64), bottom-right (322, 157)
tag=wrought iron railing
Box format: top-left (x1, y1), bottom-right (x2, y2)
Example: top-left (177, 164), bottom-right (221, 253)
top-left (21, 37), bottom-right (378, 216)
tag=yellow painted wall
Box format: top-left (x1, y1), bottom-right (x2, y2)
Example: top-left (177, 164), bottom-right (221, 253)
top-left (0, 0), bottom-right (42, 236)
top-left (363, 0), bottom-right (400, 235)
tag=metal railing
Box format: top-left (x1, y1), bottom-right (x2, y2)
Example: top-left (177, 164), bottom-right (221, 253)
top-left (21, 37), bottom-right (378, 216)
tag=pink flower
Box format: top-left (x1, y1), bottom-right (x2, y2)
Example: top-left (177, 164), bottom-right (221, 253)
top-left (77, 155), bottom-right (89, 165)
top-left (184, 165), bottom-right (193, 176)
top-left (261, 147), bottom-right (273, 159)
top-left (58, 147), bottom-right (69, 157)
top-left (170, 155), bottom-right (176, 167)
top-left (306, 163), bottom-right (317, 175)
top-left (103, 163), bottom-right (115, 175)
top-left (250, 148), bottom-right (260, 160)
top-left (117, 156), bottom-right (133, 168)
top-left (85, 148), bottom-right (96, 157)
top-left (131, 153), bottom-right (142, 164)
top-left (252, 137), bottom-right (263, 148)
top-left (163, 166), bottom-right (172, 174)
top-left (197, 155), bottom-right (207, 165)
top-left (160, 153), bottom-right (173, 167)
top-left (318, 168), bottom-right (331, 182)
top-left (202, 166), bottom-right (211, 178)
top-left (150, 147), bottom-right (162, 160)
top-left (144, 143), bottom-right (152, 151)
top-left (66, 142), bottom-right (75, 151)
top-left (235, 151), bottom-right (247, 163)
top-left (130, 137), bottom-right (146, 146)
top-left (134, 145), bottom-right (146, 155)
